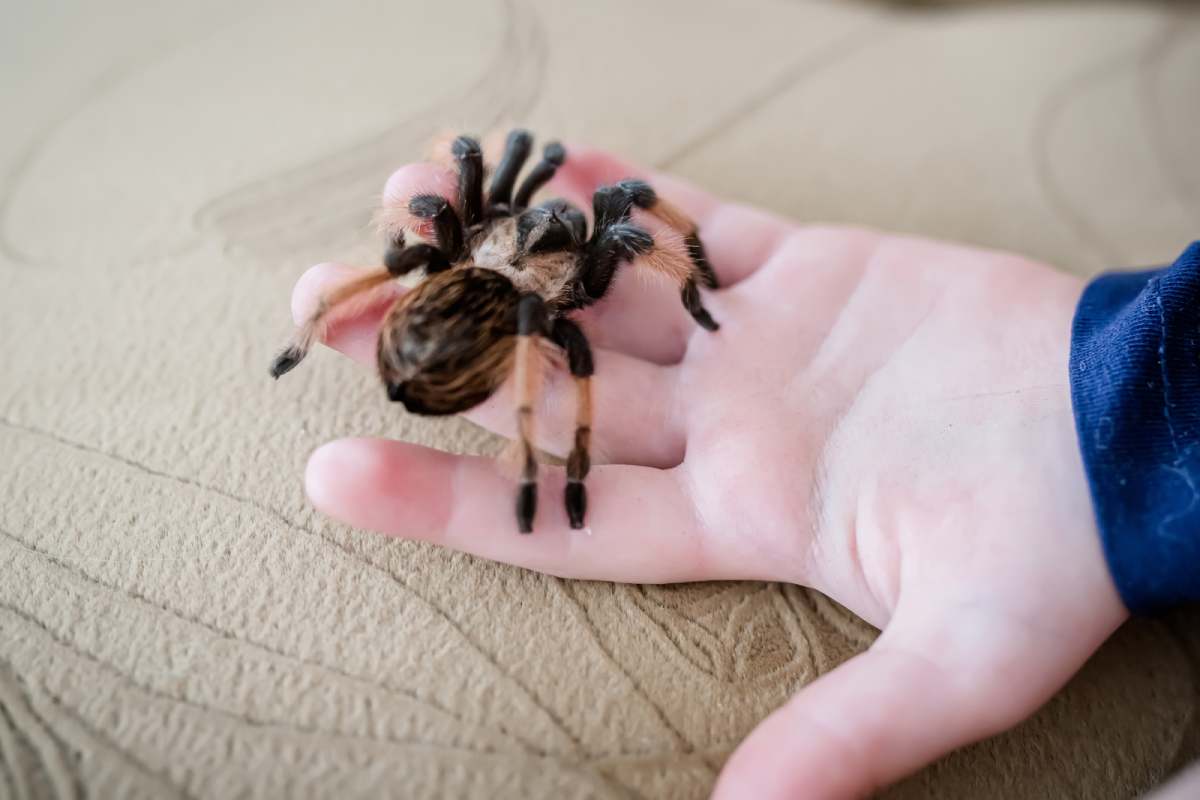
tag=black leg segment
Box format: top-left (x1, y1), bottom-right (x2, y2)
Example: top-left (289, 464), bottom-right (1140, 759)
top-left (513, 142), bottom-right (566, 209)
top-left (591, 184), bottom-right (637, 235)
top-left (579, 178), bottom-right (722, 326)
top-left (384, 242), bottom-right (451, 276)
top-left (551, 317), bottom-right (594, 529)
top-left (613, 178), bottom-right (720, 289)
top-left (681, 278), bottom-right (719, 331)
top-left (517, 483), bottom-right (537, 534)
top-left (685, 232), bottom-right (719, 289)
top-left (487, 129), bottom-right (533, 207)
top-left (409, 194), bottom-right (464, 261)
top-left (578, 222), bottom-right (654, 302)
top-left (452, 136), bottom-right (484, 227)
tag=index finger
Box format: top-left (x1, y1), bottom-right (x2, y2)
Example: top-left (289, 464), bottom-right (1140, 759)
top-left (305, 437), bottom-right (746, 583)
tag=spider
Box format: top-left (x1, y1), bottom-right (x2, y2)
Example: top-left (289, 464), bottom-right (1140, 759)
top-left (269, 130), bottom-right (719, 533)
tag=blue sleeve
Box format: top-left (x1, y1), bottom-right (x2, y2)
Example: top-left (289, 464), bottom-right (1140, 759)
top-left (1070, 242), bottom-right (1200, 613)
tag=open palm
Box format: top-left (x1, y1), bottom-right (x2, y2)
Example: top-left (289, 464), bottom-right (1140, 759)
top-left (292, 146), bottom-right (1127, 798)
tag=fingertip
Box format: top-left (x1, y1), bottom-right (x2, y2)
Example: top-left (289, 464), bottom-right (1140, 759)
top-left (711, 748), bottom-right (771, 800)
top-left (382, 162), bottom-right (458, 207)
top-left (377, 162), bottom-right (460, 240)
top-left (304, 438), bottom-right (361, 518)
top-left (305, 438), bottom-right (452, 536)
top-left (289, 262), bottom-right (399, 365)
top-left (291, 262), bottom-right (357, 323)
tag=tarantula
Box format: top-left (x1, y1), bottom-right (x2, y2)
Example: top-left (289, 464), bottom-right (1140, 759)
top-left (270, 130), bottom-right (719, 533)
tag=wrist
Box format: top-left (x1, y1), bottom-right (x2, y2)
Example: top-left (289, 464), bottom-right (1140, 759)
top-left (1069, 245), bottom-right (1200, 613)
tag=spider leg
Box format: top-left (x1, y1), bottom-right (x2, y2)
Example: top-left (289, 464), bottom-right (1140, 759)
top-left (613, 180), bottom-right (719, 328)
top-left (550, 318), bottom-right (594, 529)
top-left (383, 239), bottom-right (450, 277)
top-left (487, 129), bottom-right (533, 207)
top-left (452, 136), bottom-right (484, 227)
top-left (409, 194), bottom-right (464, 261)
top-left (590, 183), bottom-right (638, 236)
top-left (269, 240), bottom-right (445, 378)
top-left (680, 278), bottom-right (718, 331)
top-left (577, 222), bottom-right (654, 302)
top-left (557, 184), bottom-right (649, 307)
top-left (571, 181), bottom-right (720, 330)
top-left (512, 142), bottom-right (566, 210)
top-left (513, 293), bottom-right (549, 533)
top-left (616, 179), bottom-right (719, 289)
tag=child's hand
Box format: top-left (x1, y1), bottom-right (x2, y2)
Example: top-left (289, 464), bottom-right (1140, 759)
top-left (292, 147), bottom-right (1127, 799)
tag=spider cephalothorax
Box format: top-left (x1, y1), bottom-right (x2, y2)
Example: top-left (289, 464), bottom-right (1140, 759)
top-left (270, 130), bottom-right (719, 532)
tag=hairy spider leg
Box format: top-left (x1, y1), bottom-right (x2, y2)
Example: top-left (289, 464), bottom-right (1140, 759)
top-left (617, 179), bottom-right (720, 290)
top-left (487, 129), bottom-right (533, 207)
top-left (550, 318), bottom-right (594, 528)
top-left (616, 179), bottom-right (719, 329)
top-left (513, 293), bottom-right (548, 532)
top-left (269, 239), bottom-right (447, 379)
top-left (578, 219), bottom-right (655, 302)
top-left (574, 180), bottom-right (719, 330)
top-left (512, 142), bottom-right (566, 210)
top-left (383, 239), bottom-right (450, 277)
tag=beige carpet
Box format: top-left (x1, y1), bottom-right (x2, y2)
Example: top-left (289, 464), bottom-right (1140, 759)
top-left (2, 1), bottom-right (1198, 797)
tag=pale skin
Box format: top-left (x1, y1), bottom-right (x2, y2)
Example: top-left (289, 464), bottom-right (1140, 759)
top-left (293, 145), bottom-right (1129, 799)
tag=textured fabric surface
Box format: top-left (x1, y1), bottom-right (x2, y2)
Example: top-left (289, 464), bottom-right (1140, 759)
top-left (1, 1), bottom-right (1199, 798)
top-left (1071, 244), bottom-right (1200, 613)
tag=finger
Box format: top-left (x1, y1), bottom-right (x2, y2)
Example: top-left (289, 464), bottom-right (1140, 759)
top-left (548, 145), bottom-right (720, 232)
top-left (377, 161), bottom-right (459, 241)
top-left (712, 609), bottom-right (1090, 800)
top-left (305, 437), bottom-right (735, 582)
top-left (291, 263), bottom-right (687, 467)
top-left (291, 262), bottom-right (401, 363)
top-left (546, 146), bottom-right (792, 363)
top-left (548, 144), bottom-right (793, 288)
top-left (467, 345), bottom-right (684, 468)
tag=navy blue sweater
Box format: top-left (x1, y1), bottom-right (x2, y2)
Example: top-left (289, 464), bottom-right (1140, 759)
top-left (1070, 242), bottom-right (1200, 613)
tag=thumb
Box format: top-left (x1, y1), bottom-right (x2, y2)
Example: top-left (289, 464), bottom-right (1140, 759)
top-left (711, 607), bottom-right (1086, 799)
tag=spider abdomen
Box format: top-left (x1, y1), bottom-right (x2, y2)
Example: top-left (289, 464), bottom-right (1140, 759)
top-left (377, 267), bottom-right (520, 416)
